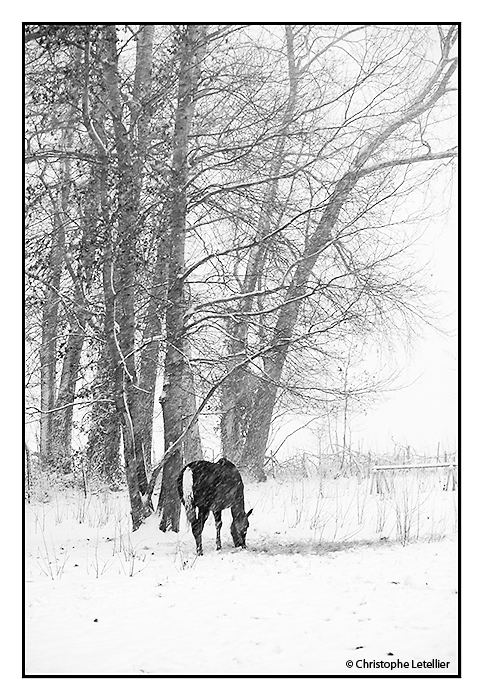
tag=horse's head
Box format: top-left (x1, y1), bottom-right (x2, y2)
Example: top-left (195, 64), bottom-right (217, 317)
top-left (231, 508), bottom-right (253, 547)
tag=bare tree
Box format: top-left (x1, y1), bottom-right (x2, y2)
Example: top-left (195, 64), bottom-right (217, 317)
top-left (26, 37), bottom-right (90, 473)
top-left (176, 25), bottom-right (458, 479)
top-left (25, 24), bottom-right (457, 532)
top-left (238, 25), bottom-right (457, 477)
top-left (157, 24), bottom-right (207, 532)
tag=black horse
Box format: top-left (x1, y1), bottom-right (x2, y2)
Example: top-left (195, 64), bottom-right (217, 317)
top-left (177, 458), bottom-right (253, 555)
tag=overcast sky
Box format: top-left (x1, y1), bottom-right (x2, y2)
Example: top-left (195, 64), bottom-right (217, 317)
top-left (355, 196), bottom-right (457, 455)
top-left (272, 195), bottom-right (458, 459)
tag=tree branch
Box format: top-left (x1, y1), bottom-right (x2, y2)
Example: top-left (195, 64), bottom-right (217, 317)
top-left (358, 147), bottom-right (458, 177)
top-left (82, 37), bottom-right (108, 158)
top-left (25, 150), bottom-right (101, 164)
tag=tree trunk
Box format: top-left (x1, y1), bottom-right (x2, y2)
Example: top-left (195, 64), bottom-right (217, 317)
top-left (180, 338), bottom-right (204, 463)
top-left (138, 216), bottom-right (169, 475)
top-left (239, 172), bottom-right (356, 476)
top-left (102, 251), bottom-right (148, 529)
top-left (158, 24), bottom-right (206, 531)
top-left (39, 291), bottom-right (58, 470)
top-left (39, 212), bottom-right (64, 470)
top-left (50, 184), bottom-right (95, 474)
top-left (86, 346), bottom-right (122, 486)
top-left (239, 380), bottom-right (278, 480)
top-left (221, 26), bottom-right (298, 479)
top-left (137, 337), bottom-right (160, 477)
top-left (50, 321), bottom-right (85, 473)
top-left (98, 25), bottom-right (156, 527)
top-left (41, 48), bottom-right (83, 474)
top-left (129, 24), bottom-right (160, 477)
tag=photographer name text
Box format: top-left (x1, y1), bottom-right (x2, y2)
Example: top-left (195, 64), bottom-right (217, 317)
top-left (346, 658), bottom-right (450, 670)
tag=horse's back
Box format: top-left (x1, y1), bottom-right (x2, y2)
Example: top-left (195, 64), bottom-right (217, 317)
top-left (187, 459), bottom-right (244, 511)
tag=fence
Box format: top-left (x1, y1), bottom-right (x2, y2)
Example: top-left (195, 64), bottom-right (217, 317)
top-left (370, 462), bottom-right (458, 494)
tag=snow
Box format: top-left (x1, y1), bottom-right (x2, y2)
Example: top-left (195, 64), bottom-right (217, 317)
top-left (25, 475), bottom-right (458, 676)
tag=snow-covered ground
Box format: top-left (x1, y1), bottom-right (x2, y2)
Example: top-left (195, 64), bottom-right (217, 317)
top-left (25, 474), bottom-right (458, 676)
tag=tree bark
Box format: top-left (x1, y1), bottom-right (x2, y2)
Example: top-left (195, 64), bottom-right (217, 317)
top-left (49, 320), bottom-right (85, 472)
top-left (86, 346), bottom-right (122, 486)
top-left (87, 407), bottom-right (122, 486)
top-left (39, 207), bottom-right (64, 470)
top-left (102, 248), bottom-right (148, 529)
top-left (180, 338), bottom-right (204, 463)
top-left (158, 24), bottom-right (206, 531)
top-left (99, 25), bottom-right (155, 526)
top-left (138, 213), bottom-right (169, 475)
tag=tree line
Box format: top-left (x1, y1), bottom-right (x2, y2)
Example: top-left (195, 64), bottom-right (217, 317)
top-left (24, 24), bottom-right (458, 530)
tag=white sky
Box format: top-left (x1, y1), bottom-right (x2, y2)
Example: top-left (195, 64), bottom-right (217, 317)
top-left (353, 204), bottom-right (458, 454)
top-left (271, 197), bottom-right (458, 458)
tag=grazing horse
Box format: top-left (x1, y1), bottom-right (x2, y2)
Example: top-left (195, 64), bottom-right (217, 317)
top-left (177, 458), bottom-right (253, 555)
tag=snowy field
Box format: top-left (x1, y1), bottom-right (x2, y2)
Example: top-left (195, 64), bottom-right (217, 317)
top-left (25, 473), bottom-right (458, 676)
